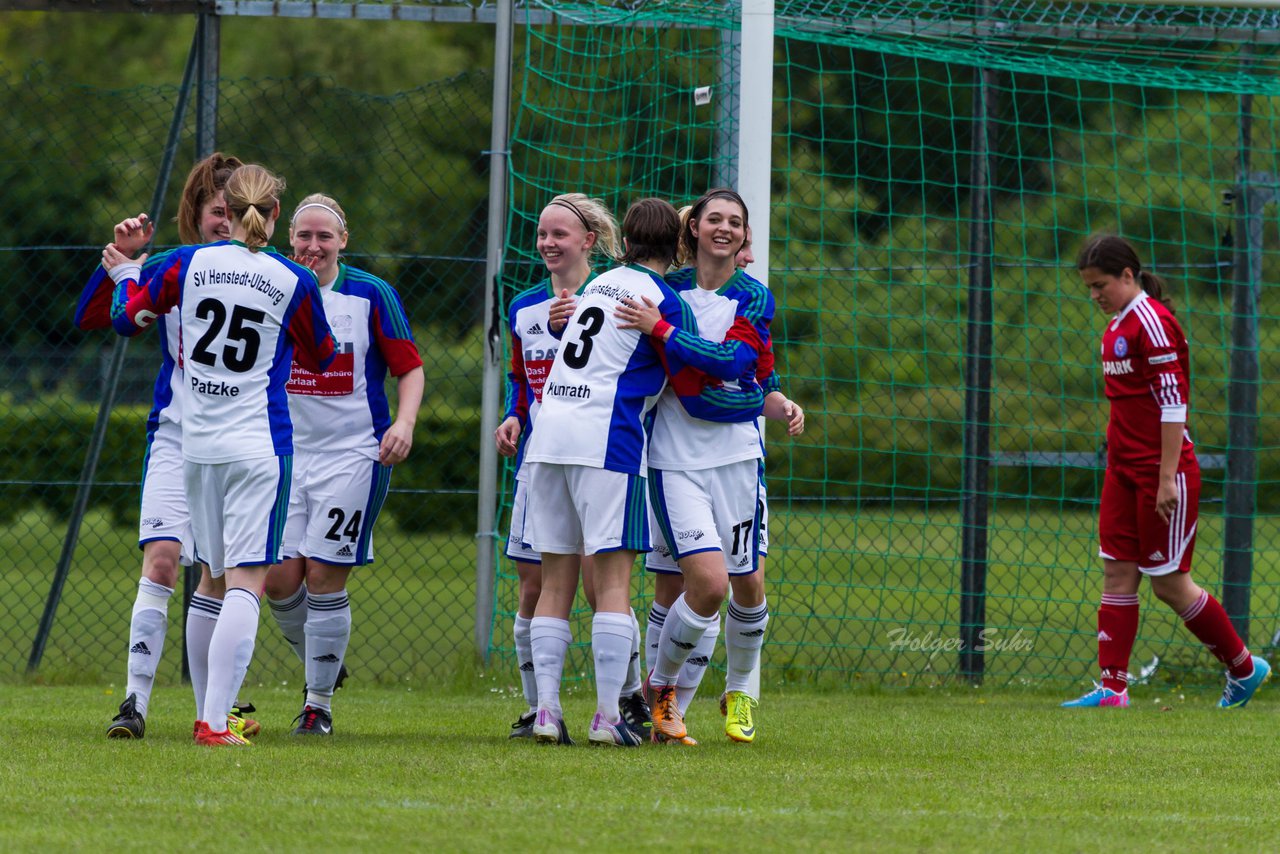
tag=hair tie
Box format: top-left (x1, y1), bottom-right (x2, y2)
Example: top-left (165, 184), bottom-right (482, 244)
top-left (292, 202), bottom-right (346, 230)
top-left (550, 198), bottom-right (591, 233)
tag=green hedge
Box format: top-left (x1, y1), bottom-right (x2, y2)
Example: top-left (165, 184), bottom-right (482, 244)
top-left (1, 403), bottom-right (481, 533)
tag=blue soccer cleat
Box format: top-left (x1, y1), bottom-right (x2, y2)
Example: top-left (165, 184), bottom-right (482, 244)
top-left (1061, 683), bottom-right (1129, 708)
top-left (1219, 655), bottom-right (1271, 709)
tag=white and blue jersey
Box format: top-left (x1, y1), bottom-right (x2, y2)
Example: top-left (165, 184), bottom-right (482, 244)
top-left (523, 265), bottom-right (764, 476)
top-left (649, 268), bottom-right (779, 471)
top-left (287, 263), bottom-right (422, 458)
top-left (76, 254), bottom-right (185, 440)
top-left (109, 240), bottom-right (336, 463)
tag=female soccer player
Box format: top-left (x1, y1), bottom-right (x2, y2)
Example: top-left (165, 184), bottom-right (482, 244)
top-left (615, 189), bottom-right (799, 744)
top-left (75, 153), bottom-right (262, 740)
top-left (1062, 233), bottom-right (1268, 708)
top-left (640, 224), bottom-right (804, 744)
top-left (260, 193), bottom-right (424, 736)
top-left (104, 164), bottom-right (336, 745)
top-left (521, 197), bottom-right (766, 747)
top-left (493, 193), bottom-right (653, 740)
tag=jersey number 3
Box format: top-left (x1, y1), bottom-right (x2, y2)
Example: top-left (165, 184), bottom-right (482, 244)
top-left (191, 298), bottom-right (265, 373)
top-left (561, 306), bottom-right (605, 369)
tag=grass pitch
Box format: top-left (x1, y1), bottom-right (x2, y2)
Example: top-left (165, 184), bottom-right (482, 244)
top-left (3, 684), bottom-right (1278, 851)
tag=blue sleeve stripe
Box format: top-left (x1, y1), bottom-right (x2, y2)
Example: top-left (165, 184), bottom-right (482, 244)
top-left (347, 268), bottom-right (414, 341)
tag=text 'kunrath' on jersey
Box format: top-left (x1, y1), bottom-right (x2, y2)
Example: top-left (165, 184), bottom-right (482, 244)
top-left (522, 265), bottom-right (766, 476)
top-left (1101, 290), bottom-right (1196, 470)
top-left (286, 264), bottom-right (422, 459)
top-left (109, 240), bottom-right (336, 464)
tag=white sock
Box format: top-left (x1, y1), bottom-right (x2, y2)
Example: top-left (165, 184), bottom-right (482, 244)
top-left (653, 594), bottom-right (718, 686)
top-left (621, 609), bottom-right (643, 696)
top-left (304, 591), bottom-right (351, 712)
top-left (677, 617), bottom-right (720, 714)
top-left (267, 583), bottom-right (308, 666)
top-left (514, 614), bottom-right (537, 711)
top-left (186, 593), bottom-right (221, 721)
top-left (202, 588), bottom-right (260, 730)
top-left (125, 577), bottom-right (172, 719)
top-left (592, 611), bottom-right (634, 722)
top-left (530, 616), bottom-right (571, 716)
top-left (645, 603), bottom-right (668, 681)
top-left (725, 597), bottom-right (768, 696)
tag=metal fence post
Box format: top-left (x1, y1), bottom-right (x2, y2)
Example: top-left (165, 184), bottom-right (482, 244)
top-left (959, 60), bottom-right (998, 685)
top-left (475, 0), bottom-right (514, 663)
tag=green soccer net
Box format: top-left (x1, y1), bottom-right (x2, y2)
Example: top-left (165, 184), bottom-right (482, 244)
top-left (494, 0), bottom-right (1280, 692)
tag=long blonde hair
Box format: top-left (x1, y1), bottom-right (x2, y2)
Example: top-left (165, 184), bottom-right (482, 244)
top-left (225, 165), bottom-right (285, 251)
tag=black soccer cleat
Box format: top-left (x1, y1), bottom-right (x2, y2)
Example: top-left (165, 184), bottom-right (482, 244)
top-left (619, 690), bottom-right (653, 737)
top-left (509, 710), bottom-right (537, 739)
top-left (106, 693), bottom-right (146, 739)
top-left (291, 705), bottom-right (334, 736)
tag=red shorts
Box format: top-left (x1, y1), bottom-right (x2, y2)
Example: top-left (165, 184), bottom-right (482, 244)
top-left (1098, 461), bottom-right (1199, 576)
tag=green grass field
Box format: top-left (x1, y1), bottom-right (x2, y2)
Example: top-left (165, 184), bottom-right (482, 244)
top-left (4, 684), bottom-right (1279, 851)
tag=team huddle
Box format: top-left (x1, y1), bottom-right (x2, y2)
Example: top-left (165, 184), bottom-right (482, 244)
top-left (75, 156), bottom-right (424, 745)
top-left (497, 191), bottom-right (803, 746)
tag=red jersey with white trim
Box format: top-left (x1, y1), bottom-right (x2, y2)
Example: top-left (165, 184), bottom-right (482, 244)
top-left (287, 264), bottom-right (422, 459)
top-left (1100, 291), bottom-right (1195, 469)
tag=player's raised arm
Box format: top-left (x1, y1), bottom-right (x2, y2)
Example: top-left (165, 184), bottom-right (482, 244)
top-left (282, 268), bottom-right (337, 374)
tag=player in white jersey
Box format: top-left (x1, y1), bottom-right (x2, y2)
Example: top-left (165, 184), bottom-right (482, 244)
top-left (522, 198), bottom-right (766, 747)
top-left (257, 193), bottom-right (424, 736)
top-left (494, 194), bottom-right (659, 741)
top-left (635, 225), bottom-right (804, 744)
top-left (616, 190), bottom-right (803, 744)
top-left (75, 153), bottom-right (261, 740)
top-left (105, 164), bottom-right (336, 746)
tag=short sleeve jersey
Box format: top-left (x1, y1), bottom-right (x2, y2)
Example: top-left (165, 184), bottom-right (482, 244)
top-left (523, 265), bottom-right (687, 475)
top-left (286, 264), bottom-right (422, 458)
top-left (1101, 291), bottom-right (1196, 469)
top-left (648, 269), bottom-right (775, 471)
top-left (112, 240), bottom-right (335, 464)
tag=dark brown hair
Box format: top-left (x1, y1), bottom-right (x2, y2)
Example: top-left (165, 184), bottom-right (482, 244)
top-left (621, 198), bottom-right (680, 267)
top-left (176, 152), bottom-right (244, 244)
top-left (1077, 233), bottom-right (1167, 304)
top-left (678, 187), bottom-right (749, 264)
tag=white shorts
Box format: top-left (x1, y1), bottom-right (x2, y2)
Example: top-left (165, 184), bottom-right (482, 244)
top-left (282, 449), bottom-right (390, 566)
top-left (522, 462), bottom-right (649, 556)
top-left (646, 460), bottom-right (762, 576)
top-left (138, 422), bottom-right (194, 564)
top-left (186, 455), bottom-right (291, 578)
top-left (505, 478), bottom-right (541, 564)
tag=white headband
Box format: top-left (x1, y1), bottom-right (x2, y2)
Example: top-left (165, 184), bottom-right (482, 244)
top-left (291, 202), bottom-right (346, 230)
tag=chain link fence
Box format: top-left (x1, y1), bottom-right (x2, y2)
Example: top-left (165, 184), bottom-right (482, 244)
top-left (2, 59), bottom-right (493, 686)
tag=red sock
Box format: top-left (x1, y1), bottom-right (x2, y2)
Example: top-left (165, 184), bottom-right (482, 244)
top-left (1180, 590), bottom-right (1252, 678)
top-left (1098, 593), bottom-right (1140, 693)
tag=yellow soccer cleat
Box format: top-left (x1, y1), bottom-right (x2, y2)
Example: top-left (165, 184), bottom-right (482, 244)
top-left (723, 690), bottom-right (758, 743)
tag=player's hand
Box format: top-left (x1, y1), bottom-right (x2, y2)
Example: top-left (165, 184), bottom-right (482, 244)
top-left (1155, 475), bottom-right (1178, 523)
top-left (495, 416), bottom-right (522, 457)
top-left (615, 295), bottom-right (661, 335)
top-left (103, 243), bottom-right (146, 274)
top-left (781, 400), bottom-right (805, 436)
top-left (292, 253), bottom-right (321, 271)
top-left (112, 214), bottom-right (154, 257)
top-left (379, 420), bottom-right (414, 466)
top-left (548, 289), bottom-right (576, 332)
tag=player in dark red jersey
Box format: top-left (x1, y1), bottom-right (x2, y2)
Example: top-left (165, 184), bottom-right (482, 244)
top-left (1062, 234), bottom-right (1268, 709)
